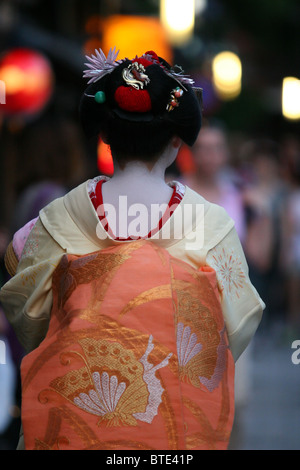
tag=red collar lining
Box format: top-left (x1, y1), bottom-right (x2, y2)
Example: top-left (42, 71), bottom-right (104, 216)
top-left (90, 179), bottom-right (183, 241)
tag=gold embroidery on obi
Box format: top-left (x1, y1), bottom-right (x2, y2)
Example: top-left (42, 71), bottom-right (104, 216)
top-left (54, 251), bottom-right (130, 310)
top-left (39, 335), bottom-right (172, 428)
top-left (170, 265), bottom-right (228, 391)
top-left (34, 405), bottom-right (99, 450)
top-left (182, 371), bottom-right (232, 450)
top-left (119, 284), bottom-right (173, 318)
top-left (33, 405), bottom-right (155, 450)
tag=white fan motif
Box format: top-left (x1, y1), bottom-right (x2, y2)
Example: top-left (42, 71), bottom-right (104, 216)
top-left (83, 47), bottom-right (124, 84)
top-left (177, 322), bottom-right (202, 367)
top-left (74, 371), bottom-right (126, 416)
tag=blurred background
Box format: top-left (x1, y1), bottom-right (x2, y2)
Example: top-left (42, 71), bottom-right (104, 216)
top-left (0, 0), bottom-right (300, 450)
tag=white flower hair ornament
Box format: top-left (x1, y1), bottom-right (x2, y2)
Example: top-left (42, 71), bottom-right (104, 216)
top-left (83, 46), bottom-right (124, 84)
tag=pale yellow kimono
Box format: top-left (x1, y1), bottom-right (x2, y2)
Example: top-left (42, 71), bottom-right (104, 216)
top-left (0, 179), bottom-right (264, 449)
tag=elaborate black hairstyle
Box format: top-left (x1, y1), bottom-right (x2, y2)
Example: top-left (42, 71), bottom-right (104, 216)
top-left (79, 48), bottom-right (202, 160)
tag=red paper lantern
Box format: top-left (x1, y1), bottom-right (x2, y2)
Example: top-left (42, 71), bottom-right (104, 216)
top-left (0, 48), bottom-right (53, 117)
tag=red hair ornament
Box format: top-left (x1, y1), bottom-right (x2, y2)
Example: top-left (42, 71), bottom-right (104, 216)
top-left (114, 61), bottom-right (152, 112)
top-left (114, 86), bottom-right (152, 112)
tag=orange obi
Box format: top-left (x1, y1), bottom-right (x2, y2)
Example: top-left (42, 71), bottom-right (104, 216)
top-left (20, 240), bottom-right (235, 450)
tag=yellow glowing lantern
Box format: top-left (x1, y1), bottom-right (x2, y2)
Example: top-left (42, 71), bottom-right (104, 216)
top-left (282, 77), bottom-right (300, 120)
top-left (100, 15), bottom-right (173, 63)
top-left (212, 51), bottom-right (242, 100)
top-left (160, 0), bottom-right (195, 46)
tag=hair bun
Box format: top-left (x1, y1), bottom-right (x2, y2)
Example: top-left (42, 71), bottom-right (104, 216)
top-left (80, 48), bottom-right (202, 147)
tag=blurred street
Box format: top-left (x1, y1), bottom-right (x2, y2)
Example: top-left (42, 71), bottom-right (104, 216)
top-left (230, 321), bottom-right (300, 450)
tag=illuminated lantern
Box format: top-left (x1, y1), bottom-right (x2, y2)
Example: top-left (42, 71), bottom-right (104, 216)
top-left (176, 145), bottom-right (196, 174)
top-left (282, 77), bottom-right (300, 120)
top-left (160, 0), bottom-right (195, 46)
top-left (100, 15), bottom-right (173, 64)
top-left (212, 51), bottom-right (242, 101)
top-left (0, 48), bottom-right (53, 117)
top-left (97, 139), bottom-right (114, 176)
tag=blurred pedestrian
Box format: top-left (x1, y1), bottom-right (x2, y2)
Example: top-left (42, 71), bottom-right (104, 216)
top-left (241, 138), bottom-right (288, 326)
top-left (184, 123), bottom-right (247, 242)
top-left (279, 135), bottom-right (300, 335)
